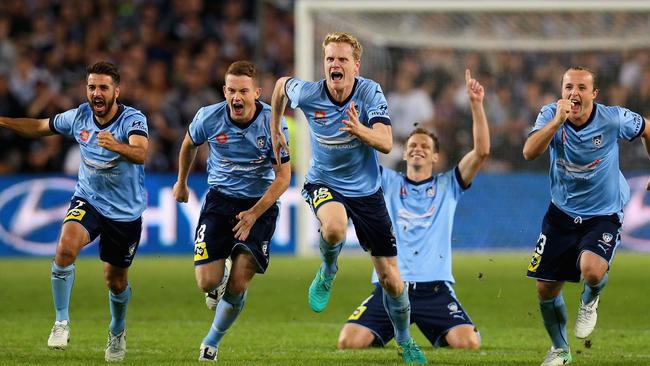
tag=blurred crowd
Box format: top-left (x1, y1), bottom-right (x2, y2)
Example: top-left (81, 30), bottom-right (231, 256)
top-left (0, 0), bottom-right (648, 174)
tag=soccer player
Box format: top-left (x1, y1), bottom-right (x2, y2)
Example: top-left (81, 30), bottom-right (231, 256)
top-left (523, 66), bottom-right (650, 366)
top-left (172, 61), bottom-right (291, 362)
top-left (337, 69), bottom-right (487, 352)
top-left (0, 61), bottom-right (148, 361)
top-left (270, 32), bottom-right (427, 364)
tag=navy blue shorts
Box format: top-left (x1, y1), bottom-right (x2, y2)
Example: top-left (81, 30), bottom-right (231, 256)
top-left (527, 203), bottom-right (622, 282)
top-left (302, 183), bottom-right (396, 257)
top-left (346, 282), bottom-right (476, 347)
top-left (193, 188), bottom-right (278, 273)
top-left (63, 196), bottom-right (142, 268)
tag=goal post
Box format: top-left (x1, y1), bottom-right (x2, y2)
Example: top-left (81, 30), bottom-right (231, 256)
top-left (293, 0), bottom-right (650, 256)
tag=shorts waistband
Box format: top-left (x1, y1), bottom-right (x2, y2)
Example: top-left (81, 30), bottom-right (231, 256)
top-left (405, 281), bottom-right (447, 292)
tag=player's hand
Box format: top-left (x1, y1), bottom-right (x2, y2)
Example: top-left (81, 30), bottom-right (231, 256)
top-left (271, 131), bottom-right (289, 167)
top-left (233, 209), bottom-right (259, 241)
top-left (172, 181), bottom-right (189, 203)
top-left (97, 131), bottom-right (119, 151)
top-left (646, 177), bottom-right (650, 191)
top-left (340, 101), bottom-right (364, 136)
top-left (554, 99), bottom-right (572, 125)
top-left (465, 69), bottom-right (484, 103)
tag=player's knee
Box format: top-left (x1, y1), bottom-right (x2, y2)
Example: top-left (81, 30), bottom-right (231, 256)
top-left (320, 221), bottom-right (347, 244)
top-left (226, 276), bottom-right (249, 295)
top-left (196, 276), bottom-right (220, 293)
top-left (54, 246), bottom-right (77, 266)
top-left (582, 268), bottom-right (606, 286)
top-left (337, 334), bottom-right (367, 349)
top-left (451, 336), bottom-right (480, 350)
top-left (106, 277), bottom-right (128, 294)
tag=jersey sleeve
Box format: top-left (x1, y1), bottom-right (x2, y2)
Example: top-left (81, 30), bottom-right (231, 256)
top-left (49, 108), bottom-right (78, 136)
top-left (529, 104), bottom-right (555, 136)
top-left (270, 117), bottom-right (291, 165)
top-left (125, 111), bottom-right (148, 139)
top-left (188, 107), bottom-right (207, 145)
top-left (380, 166), bottom-right (400, 190)
top-left (617, 107), bottom-right (645, 141)
top-left (285, 77), bottom-right (307, 109)
top-left (366, 84), bottom-right (390, 126)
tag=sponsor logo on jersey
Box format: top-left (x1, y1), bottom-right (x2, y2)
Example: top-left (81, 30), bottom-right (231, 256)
top-left (80, 130), bottom-right (90, 142)
top-left (215, 133), bottom-right (228, 144)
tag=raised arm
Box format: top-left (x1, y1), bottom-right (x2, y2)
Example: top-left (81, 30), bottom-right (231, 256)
top-left (0, 117), bottom-right (54, 137)
top-left (523, 100), bottom-right (572, 160)
top-left (270, 76), bottom-right (291, 164)
top-left (233, 160), bottom-right (291, 241)
top-left (340, 101), bottom-right (393, 154)
top-left (173, 132), bottom-right (199, 203)
top-left (458, 69), bottom-right (490, 185)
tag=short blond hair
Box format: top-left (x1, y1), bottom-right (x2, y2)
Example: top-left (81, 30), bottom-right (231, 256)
top-left (322, 32), bottom-right (363, 61)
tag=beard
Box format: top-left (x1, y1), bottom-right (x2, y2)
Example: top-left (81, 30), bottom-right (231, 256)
top-left (89, 95), bottom-right (116, 118)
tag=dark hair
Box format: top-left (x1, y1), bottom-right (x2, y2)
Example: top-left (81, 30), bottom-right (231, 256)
top-left (563, 66), bottom-right (598, 91)
top-left (86, 61), bottom-right (120, 85)
top-left (407, 127), bottom-right (439, 153)
top-left (226, 61), bottom-right (256, 80)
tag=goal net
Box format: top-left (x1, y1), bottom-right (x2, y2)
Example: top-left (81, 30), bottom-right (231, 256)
top-left (293, 0), bottom-right (650, 255)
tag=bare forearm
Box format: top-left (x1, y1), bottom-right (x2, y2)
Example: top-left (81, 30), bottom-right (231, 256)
top-left (112, 143), bottom-right (147, 164)
top-left (523, 121), bottom-right (562, 160)
top-left (249, 175), bottom-right (290, 218)
top-left (177, 143), bottom-right (198, 183)
top-left (0, 117), bottom-right (52, 137)
top-left (357, 124), bottom-right (392, 154)
top-left (470, 100), bottom-right (490, 158)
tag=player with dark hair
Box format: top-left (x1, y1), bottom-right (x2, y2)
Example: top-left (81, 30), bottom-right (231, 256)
top-left (0, 61), bottom-right (149, 361)
top-left (523, 66), bottom-right (650, 366)
top-left (173, 60), bottom-right (291, 362)
top-left (270, 32), bottom-right (426, 364)
top-left (338, 70), bottom-right (488, 353)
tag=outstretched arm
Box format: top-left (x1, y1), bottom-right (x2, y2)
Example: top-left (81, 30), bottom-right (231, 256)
top-left (233, 161), bottom-right (291, 241)
top-left (523, 99), bottom-right (572, 160)
top-left (173, 132), bottom-right (199, 203)
top-left (640, 118), bottom-right (650, 191)
top-left (458, 69), bottom-right (490, 185)
top-left (340, 101), bottom-right (393, 154)
top-left (270, 77), bottom-right (291, 165)
top-left (0, 117), bottom-right (54, 137)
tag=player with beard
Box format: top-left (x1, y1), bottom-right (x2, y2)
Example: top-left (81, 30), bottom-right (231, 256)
top-left (270, 32), bottom-right (427, 364)
top-left (0, 61), bottom-right (148, 361)
top-left (173, 61), bottom-right (291, 362)
top-left (523, 66), bottom-right (650, 365)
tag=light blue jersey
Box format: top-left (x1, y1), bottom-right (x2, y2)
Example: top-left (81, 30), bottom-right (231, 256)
top-left (188, 101), bottom-right (290, 199)
top-left (285, 77), bottom-right (390, 197)
top-left (371, 167), bottom-right (468, 284)
top-left (531, 103), bottom-right (645, 219)
top-left (50, 103), bottom-right (148, 221)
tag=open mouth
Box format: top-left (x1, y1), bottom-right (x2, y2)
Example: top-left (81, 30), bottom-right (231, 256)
top-left (570, 99), bottom-right (581, 112)
top-left (93, 98), bottom-right (106, 113)
top-left (232, 102), bottom-right (244, 115)
top-left (330, 71), bottom-right (343, 82)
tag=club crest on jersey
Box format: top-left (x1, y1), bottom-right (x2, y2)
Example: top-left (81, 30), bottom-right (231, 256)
top-left (602, 232), bottom-right (613, 243)
top-left (256, 136), bottom-right (266, 149)
top-left (426, 187), bottom-right (435, 197)
top-left (80, 130), bottom-right (90, 142)
top-left (314, 111), bottom-right (326, 119)
top-left (592, 134), bottom-right (603, 148)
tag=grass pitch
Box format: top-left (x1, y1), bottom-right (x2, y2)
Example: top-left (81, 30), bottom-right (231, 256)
top-left (1, 252), bottom-right (649, 365)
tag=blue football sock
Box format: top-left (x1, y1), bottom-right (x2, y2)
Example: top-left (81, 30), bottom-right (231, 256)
top-left (540, 295), bottom-right (569, 351)
top-left (319, 235), bottom-right (344, 277)
top-left (203, 290), bottom-right (247, 347)
top-left (109, 285), bottom-right (131, 335)
top-left (51, 262), bottom-right (75, 322)
top-left (581, 273), bottom-right (608, 304)
top-left (382, 285), bottom-right (411, 344)
top-left (319, 235), bottom-right (343, 277)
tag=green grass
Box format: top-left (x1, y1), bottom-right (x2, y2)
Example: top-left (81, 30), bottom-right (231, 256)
top-left (1, 253), bottom-right (649, 365)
